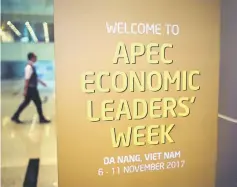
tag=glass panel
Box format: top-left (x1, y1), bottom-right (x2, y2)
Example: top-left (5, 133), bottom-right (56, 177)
top-left (1, 0), bottom-right (58, 186)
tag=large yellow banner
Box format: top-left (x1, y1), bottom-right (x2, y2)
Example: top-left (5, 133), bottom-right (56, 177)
top-left (54, 1), bottom-right (220, 186)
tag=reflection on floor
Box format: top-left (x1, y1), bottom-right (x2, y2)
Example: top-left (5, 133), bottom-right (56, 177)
top-left (1, 91), bottom-right (58, 187)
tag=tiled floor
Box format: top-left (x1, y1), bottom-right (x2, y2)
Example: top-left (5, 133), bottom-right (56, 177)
top-left (1, 167), bottom-right (26, 187)
top-left (1, 89), bottom-right (58, 187)
top-left (38, 165), bottom-right (58, 187)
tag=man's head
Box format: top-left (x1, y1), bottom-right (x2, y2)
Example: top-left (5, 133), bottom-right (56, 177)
top-left (27, 52), bottom-right (37, 63)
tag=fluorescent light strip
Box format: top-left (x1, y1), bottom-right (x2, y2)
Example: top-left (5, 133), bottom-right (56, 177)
top-left (7, 21), bottom-right (21, 36)
top-left (25, 21), bottom-right (38, 42)
top-left (43, 22), bottom-right (50, 43)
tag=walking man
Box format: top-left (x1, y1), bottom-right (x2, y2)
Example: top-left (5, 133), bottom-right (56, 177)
top-left (11, 52), bottom-right (50, 124)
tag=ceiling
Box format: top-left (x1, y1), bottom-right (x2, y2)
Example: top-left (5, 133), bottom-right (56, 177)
top-left (1, 0), bottom-right (53, 15)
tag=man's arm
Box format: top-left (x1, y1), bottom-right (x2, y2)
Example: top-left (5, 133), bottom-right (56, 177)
top-left (24, 65), bottom-right (32, 96)
top-left (24, 79), bottom-right (30, 96)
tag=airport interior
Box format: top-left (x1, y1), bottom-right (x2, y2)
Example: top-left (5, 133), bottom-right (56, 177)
top-left (1, 0), bottom-right (237, 187)
top-left (1, 0), bottom-right (57, 186)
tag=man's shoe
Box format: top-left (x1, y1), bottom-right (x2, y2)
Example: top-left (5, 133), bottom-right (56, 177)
top-left (11, 117), bottom-right (23, 124)
top-left (39, 119), bottom-right (51, 124)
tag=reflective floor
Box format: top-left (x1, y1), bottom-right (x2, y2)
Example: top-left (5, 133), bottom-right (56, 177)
top-left (1, 81), bottom-right (58, 187)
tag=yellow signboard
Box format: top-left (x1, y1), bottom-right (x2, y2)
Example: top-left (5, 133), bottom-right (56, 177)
top-left (55, 1), bottom-right (220, 186)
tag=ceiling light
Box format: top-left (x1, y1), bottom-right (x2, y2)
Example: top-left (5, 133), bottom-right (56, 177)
top-left (7, 21), bottom-right (21, 36)
top-left (43, 22), bottom-right (50, 43)
top-left (25, 21), bottom-right (38, 42)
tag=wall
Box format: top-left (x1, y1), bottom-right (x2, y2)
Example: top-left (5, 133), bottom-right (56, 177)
top-left (1, 43), bottom-right (54, 61)
top-left (216, 0), bottom-right (237, 186)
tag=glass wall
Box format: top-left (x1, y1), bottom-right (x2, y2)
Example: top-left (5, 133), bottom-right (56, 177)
top-left (1, 0), bottom-right (58, 186)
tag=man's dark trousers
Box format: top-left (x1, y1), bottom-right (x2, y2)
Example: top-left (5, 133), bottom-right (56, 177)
top-left (12, 87), bottom-right (44, 120)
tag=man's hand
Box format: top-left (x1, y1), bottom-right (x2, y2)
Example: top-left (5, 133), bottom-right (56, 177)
top-left (41, 82), bottom-right (47, 87)
top-left (38, 79), bottom-right (47, 87)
